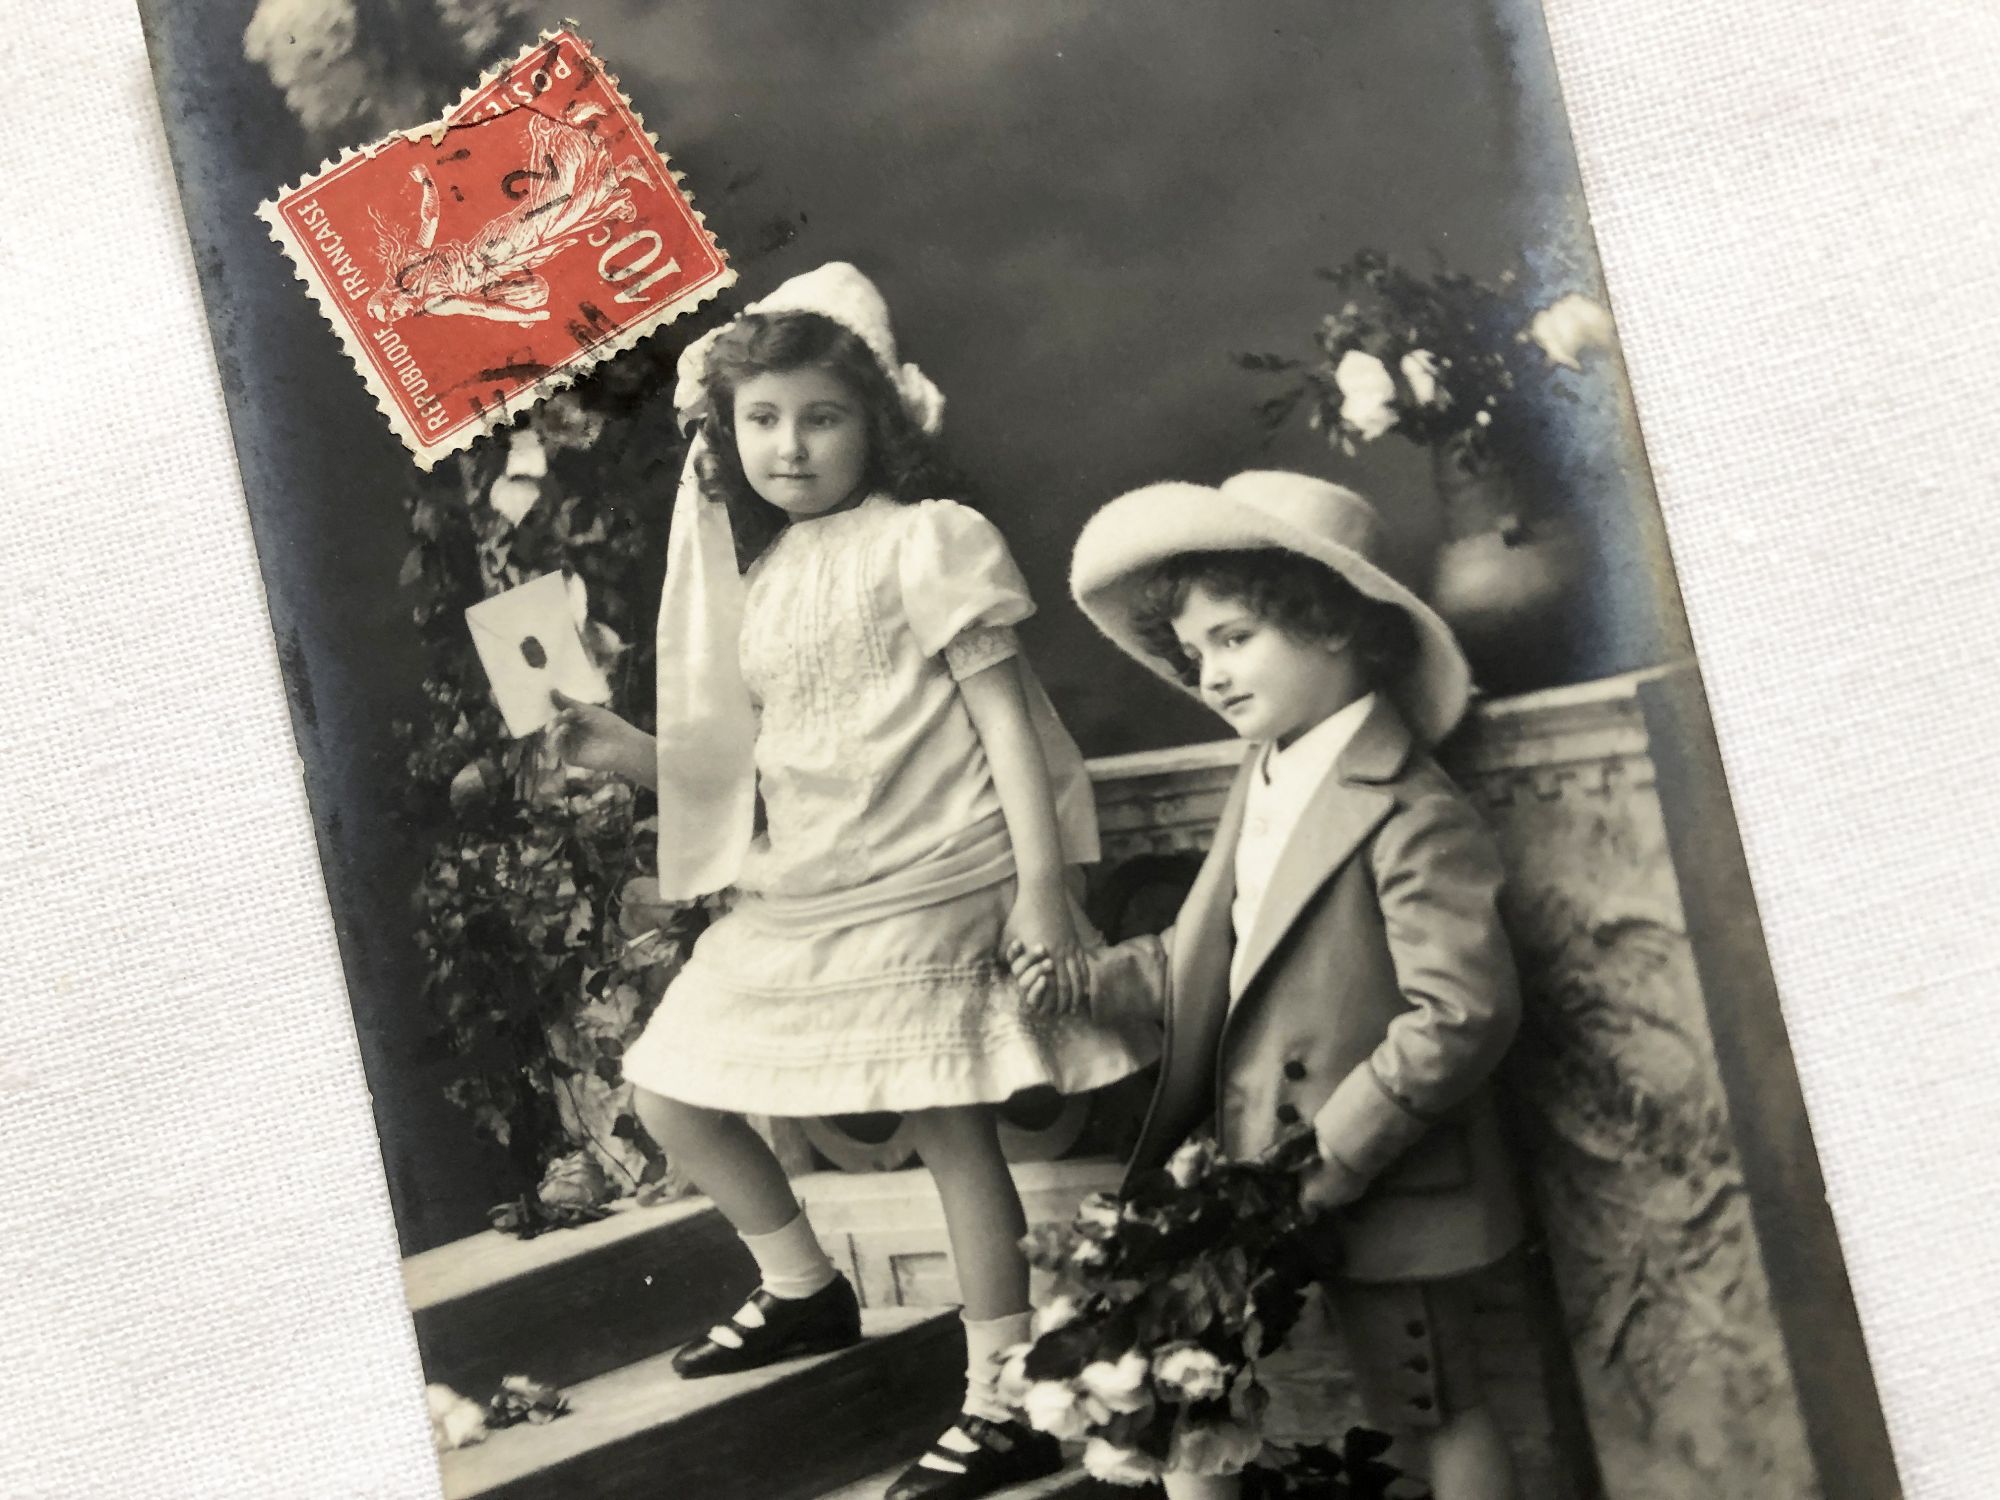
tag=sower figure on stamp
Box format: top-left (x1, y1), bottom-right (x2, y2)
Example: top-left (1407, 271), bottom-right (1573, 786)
top-left (550, 262), bottom-right (1154, 1500)
top-left (1013, 472), bottom-right (1525, 1500)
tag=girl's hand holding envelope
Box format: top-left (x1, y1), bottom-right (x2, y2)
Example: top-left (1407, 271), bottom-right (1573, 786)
top-left (547, 689), bottom-right (657, 786)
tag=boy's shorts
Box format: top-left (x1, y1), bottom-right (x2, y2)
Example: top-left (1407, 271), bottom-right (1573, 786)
top-left (1322, 1272), bottom-right (1483, 1431)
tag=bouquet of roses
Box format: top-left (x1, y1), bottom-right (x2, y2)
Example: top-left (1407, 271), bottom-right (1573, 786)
top-left (998, 1125), bottom-right (1344, 1487)
top-left (1242, 248), bottom-right (1615, 469)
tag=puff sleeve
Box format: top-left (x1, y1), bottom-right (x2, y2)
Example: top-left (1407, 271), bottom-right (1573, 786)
top-left (897, 500), bottom-right (1036, 681)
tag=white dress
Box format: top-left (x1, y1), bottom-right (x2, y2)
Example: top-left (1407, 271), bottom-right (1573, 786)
top-left (620, 496), bottom-right (1155, 1115)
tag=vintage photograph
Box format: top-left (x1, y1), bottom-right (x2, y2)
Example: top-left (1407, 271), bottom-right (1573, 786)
top-left (138, 3), bottom-right (1899, 1497)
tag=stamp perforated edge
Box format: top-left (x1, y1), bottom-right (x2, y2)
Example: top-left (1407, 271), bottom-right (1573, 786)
top-left (256, 27), bottom-right (737, 472)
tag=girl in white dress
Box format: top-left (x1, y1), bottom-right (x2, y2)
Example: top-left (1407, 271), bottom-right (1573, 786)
top-left (553, 263), bottom-right (1151, 1500)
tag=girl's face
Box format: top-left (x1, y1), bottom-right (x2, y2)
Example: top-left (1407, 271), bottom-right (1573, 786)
top-left (732, 366), bottom-right (872, 519)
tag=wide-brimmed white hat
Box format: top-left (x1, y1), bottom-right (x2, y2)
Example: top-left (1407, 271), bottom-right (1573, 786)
top-left (1070, 470), bottom-right (1472, 746)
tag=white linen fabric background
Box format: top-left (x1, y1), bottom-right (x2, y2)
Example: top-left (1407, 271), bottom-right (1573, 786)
top-left (2, 1), bottom-right (1995, 1495)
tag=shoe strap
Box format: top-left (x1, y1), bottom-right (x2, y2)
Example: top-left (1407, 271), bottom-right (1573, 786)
top-left (701, 1292), bottom-right (774, 1350)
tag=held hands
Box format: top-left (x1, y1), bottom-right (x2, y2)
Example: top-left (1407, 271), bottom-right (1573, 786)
top-left (547, 689), bottom-right (644, 777)
top-left (1001, 886), bottom-right (1089, 1018)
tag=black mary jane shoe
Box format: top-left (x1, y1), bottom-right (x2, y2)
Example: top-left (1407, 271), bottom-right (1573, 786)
top-left (670, 1276), bottom-right (862, 1378)
top-left (883, 1412), bottom-right (1064, 1500)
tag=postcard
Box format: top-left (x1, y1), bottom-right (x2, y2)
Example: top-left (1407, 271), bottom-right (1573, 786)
top-left (139, 5), bottom-right (1901, 1498)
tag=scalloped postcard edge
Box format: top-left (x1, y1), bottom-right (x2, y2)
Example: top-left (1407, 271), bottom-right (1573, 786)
top-left (255, 27), bottom-right (736, 472)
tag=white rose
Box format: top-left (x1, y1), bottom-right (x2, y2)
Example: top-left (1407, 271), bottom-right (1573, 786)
top-left (1032, 1294), bottom-right (1081, 1337)
top-left (1166, 1138), bottom-right (1216, 1189)
top-left (1400, 349), bottom-right (1447, 407)
top-left (425, 1384), bottom-right (488, 1452)
top-left (1078, 1349), bottom-right (1152, 1414)
top-left (1152, 1343), bottom-right (1229, 1403)
top-left (1083, 1436), bottom-right (1165, 1486)
top-left (1528, 291), bottom-right (1616, 371)
top-left (1023, 1379), bottom-right (1094, 1441)
top-left (995, 1343), bottom-right (1036, 1408)
top-left (1075, 1192), bottom-right (1122, 1234)
top-left (1333, 349), bottom-right (1399, 441)
top-left (1069, 1238), bottom-right (1112, 1272)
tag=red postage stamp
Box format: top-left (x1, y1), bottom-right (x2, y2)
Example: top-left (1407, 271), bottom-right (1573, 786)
top-left (259, 30), bottom-right (733, 469)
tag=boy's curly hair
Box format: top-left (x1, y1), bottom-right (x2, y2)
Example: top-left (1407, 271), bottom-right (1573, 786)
top-left (688, 310), bottom-right (962, 569)
top-left (1133, 548), bottom-right (1417, 692)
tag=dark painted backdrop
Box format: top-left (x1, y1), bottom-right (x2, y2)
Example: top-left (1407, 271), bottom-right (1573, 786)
top-left (144, 0), bottom-right (1686, 1250)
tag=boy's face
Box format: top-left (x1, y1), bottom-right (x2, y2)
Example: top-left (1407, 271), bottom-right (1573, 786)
top-left (1171, 582), bottom-right (1360, 748)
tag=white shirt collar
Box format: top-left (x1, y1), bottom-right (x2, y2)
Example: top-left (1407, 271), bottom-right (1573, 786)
top-left (1257, 692), bottom-right (1376, 795)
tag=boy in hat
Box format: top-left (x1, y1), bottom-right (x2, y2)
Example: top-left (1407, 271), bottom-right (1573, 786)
top-left (1014, 472), bottom-right (1523, 1499)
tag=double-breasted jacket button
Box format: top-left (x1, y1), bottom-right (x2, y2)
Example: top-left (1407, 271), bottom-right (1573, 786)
top-left (1405, 1319), bottom-right (1427, 1339)
top-left (1275, 1103), bottom-right (1301, 1126)
top-left (1283, 1058), bottom-right (1307, 1081)
top-left (1410, 1395), bottom-right (1434, 1412)
top-left (1407, 1356), bottom-right (1431, 1374)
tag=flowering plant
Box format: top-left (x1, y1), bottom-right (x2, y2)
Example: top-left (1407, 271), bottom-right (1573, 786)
top-left (1002, 1128), bottom-right (1422, 1495)
top-left (1244, 250), bottom-right (1614, 469)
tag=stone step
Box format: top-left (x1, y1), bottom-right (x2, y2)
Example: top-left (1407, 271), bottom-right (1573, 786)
top-left (439, 1307), bottom-right (964, 1500)
top-left (406, 1159), bottom-right (1121, 1395)
top-left (406, 1194), bottom-right (755, 1395)
top-left (816, 1456), bottom-right (1122, 1500)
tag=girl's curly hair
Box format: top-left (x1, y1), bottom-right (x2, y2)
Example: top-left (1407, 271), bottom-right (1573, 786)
top-left (688, 310), bottom-right (962, 569)
top-left (1133, 549), bottom-right (1417, 692)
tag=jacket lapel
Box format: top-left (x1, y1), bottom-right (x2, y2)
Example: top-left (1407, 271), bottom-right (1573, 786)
top-left (1227, 698), bottom-right (1413, 1006)
top-left (1130, 749), bottom-right (1252, 1175)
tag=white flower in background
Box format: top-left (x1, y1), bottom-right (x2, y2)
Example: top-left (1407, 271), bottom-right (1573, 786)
top-left (426, 1384), bottom-right (489, 1452)
top-left (1023, 1380), bottom-right (1094, 1441)
top-left (565, 572), bottom-right (591, 629)
top-left (1400, 349), bottom-right (1448, 408)
top-left (505, 429), bottom-right (549, 479)
top-left (488, 475), bottom-right (540, 525)
top-left (1333, 349), bottom-right (1398, 441)
top-left (1528, 292), bottom-right (1616, 370)
top-left (1475, 410), bottom-right (1493, 427)
top-left (1079, 1349), bottom-right (1152, 1413)
top-left (488, 429), bottom-right (550, 525)
top-left (1083, 1437), bottom-right (1164, 1485)
top-left (1152, 1343), bottom-right (1229, 1402)
top-left (1032, 1293), bottom-right (1082, 1337)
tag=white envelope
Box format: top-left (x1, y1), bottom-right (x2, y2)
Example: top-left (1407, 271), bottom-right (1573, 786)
top-left (464, 572), bottom-right (611, 737)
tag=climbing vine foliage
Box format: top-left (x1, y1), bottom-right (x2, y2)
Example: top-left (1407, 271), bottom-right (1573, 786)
top-left (393, 360), bottom-right (710, 1209)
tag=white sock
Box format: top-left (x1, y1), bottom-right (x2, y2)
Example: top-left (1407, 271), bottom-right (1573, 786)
top-left (962, 1310), bottom-right (1032, 1422)
top-left (740, 1210), bottom-right (838, 1301)
top-left (911, 1312), bottom-right (1032, 1474)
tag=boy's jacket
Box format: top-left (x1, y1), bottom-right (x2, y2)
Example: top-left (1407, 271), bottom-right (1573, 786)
top-left (1101, 696), bottom-right (1524, 1282)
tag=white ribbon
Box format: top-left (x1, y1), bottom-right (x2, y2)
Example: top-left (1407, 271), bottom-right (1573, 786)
top-left (653, 432), bottom-right (758, 900)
